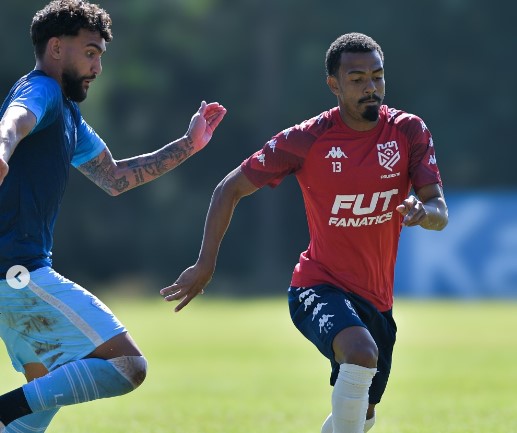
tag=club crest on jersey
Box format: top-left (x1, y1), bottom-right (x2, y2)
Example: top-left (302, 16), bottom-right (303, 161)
top-left (377, 141), bottom-right (400, 172)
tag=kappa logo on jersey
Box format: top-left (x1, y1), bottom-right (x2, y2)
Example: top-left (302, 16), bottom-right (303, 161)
top-left (256, 153), bottom-right (266, 166)
top-left (267, 138), bottom-right (277, 152)
top-left (329, 189), bottom-right (398, 228)
top-left (325, 147), bottom-right (348, 159)
top-left (429, 154), bottom-right (437, 165)
top-left (377, 141), bottom-right (400, 172)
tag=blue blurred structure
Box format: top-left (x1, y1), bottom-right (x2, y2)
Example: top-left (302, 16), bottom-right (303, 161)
top-left (395, 191), bottom-right (517, 299)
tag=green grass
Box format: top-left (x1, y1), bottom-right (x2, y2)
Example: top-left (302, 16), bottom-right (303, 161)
top-left (1, 297), bottom-right (516, 433)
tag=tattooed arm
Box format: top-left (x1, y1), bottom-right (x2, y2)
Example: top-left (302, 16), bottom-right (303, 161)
top-left (78, 135), bottom-right (195, 195)
top-left (77, 101), bottom-right (226, 196)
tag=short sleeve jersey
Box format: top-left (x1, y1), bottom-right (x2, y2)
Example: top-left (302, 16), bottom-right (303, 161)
top-left (0, 70), bottom-right (106, 273)
top-left (241, 105), bottom-right (442, 311)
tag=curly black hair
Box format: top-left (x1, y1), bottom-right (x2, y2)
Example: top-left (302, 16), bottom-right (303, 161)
top-left (31, 0), bottom-right (112, 59)
top-left (325, 33), bottom-right (384, 77)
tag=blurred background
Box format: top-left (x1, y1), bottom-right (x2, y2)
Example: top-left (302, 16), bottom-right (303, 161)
top-left (1, 0), bottom-right (515, 299)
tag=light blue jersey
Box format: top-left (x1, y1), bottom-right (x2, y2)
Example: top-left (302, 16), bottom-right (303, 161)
top-left (0, 70), bottom-right (106, 274)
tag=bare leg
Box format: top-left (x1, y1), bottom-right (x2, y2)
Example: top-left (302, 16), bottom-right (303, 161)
top-left (86, 331), bottom-right (143, 360)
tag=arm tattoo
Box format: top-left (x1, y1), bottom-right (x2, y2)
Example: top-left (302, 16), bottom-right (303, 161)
top-left (80, 152), bottom-right (130, 195)
top-left (128, 136), bottom-right (194, 177)
top-left (133, 167), bottom-right (145, 185)
top-left (80, 136), bottom-right (195, 195)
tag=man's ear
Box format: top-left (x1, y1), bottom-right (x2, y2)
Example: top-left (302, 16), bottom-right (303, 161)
top-left (47, 37), bottom-right (62, 60)
top-left (326, 75), bottom-right (340, 96)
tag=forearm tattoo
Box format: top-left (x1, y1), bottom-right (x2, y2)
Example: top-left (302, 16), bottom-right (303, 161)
top-left (80, 152), bottom-right (130, 195)
top-left (127, 135), bottom-right (194, 179)
top-left (80, 136), bottom-right (195, 195)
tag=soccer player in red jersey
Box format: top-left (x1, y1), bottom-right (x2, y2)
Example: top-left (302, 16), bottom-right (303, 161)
top-left (161, 32), bottom-right (448, 433)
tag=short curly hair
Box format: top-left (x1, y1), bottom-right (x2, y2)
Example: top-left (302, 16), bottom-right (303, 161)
top-left (325, 33), bottom-right (384, 77)
top-left (31, 0), bottom-right (112, 59)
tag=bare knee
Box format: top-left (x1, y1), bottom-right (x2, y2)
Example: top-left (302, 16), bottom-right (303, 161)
top-left (108, 355), bottom-right (148, 389)
top-left (345, 342), bottom-right (378, 368)
top-left (333, 326), bottom-right (378, 368)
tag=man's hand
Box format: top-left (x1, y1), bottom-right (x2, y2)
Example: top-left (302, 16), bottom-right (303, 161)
top-left (396, 184), bottom-right (448, 231)
top-left (396, 195), bottom-right (427, 227)
top-left (186, 101), bottom-right (227, 153)
top-left (160, 262), bottom-right (214, 313)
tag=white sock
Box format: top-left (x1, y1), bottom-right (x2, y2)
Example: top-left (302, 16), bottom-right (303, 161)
top-left (322, 412), bottom-right (376, 433)
top-left (321, 413), bottom-right (333, 433)
top-left (331, 363), bottom-right (377, 433)
top-left (364, 414), bottom-right (376, 432)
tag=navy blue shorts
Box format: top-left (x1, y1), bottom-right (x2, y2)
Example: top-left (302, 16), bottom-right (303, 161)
top-left (288, 285), bottom-right (397, 404)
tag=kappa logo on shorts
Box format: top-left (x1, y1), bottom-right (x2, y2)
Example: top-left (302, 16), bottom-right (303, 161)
top-left (299, 289), bottom-right (321, 311)
top-left (345, 299), bottom-right (360, 319)
top-left (298, 288), bottom-right (315, 302)
top-left (312, 302), bottom-right (328, 321)
top-left (319, 314), bottom-right (335, 334)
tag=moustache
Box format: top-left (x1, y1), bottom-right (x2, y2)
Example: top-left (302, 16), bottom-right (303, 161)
top-left (358, 95), bottom-right (382, 103)
top-left (82, 75), bottom-right (97, 81)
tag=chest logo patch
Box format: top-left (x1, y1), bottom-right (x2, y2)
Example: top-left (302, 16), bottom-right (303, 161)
top-left (377, 141), bottom-right (400, 171)
top-left (325, 146), bottom-right (348, 159)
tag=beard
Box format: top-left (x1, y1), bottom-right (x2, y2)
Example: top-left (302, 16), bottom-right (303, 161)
top-left (359, 94), bottom-right (383, 122)
top-left (62, 69), bottom-right (92, 102)
top-left (361, 104), bottom-right (380, 122)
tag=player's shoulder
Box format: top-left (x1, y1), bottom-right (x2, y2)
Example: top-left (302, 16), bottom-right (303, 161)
top-left (17, 70), bottom-right (61, 98)
top-left (384, 105), bottom-right (429, 135)
top-left (279, 108), bottom-right (337, 140)
top-left (383, 106), bottom-right (425, 126)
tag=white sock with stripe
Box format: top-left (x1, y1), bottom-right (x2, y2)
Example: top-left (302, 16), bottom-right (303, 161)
top-left (331, 363), bottom-right (377, 433)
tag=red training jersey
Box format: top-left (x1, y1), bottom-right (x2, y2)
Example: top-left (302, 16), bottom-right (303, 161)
top-left (241, 105), bottom-right (442, 312)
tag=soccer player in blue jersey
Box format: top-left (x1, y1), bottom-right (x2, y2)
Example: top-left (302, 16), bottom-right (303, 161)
top-left (0, 1), bottom-right (226, 432)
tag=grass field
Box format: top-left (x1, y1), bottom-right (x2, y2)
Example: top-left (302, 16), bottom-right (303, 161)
top-left (1, 297), bottom-right (516, 433)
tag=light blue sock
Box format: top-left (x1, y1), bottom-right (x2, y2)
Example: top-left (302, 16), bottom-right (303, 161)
top-left (22, 357), bottom-right (141, 412)
top-left (5, 409), bottom-right (59, 433)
